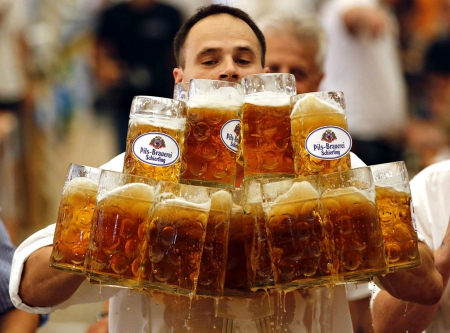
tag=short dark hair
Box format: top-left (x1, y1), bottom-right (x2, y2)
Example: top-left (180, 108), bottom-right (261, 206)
top-left (173, 4), bottom-right (266, 68)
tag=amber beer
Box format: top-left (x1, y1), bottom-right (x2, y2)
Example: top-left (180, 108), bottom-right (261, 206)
top-left (370, 161), bottom-right (421, 272)
top-left (197, 190), bottom-right (232, 296)
top-left (241, 180), bottom-right (274, 291)
top-left (49, 164), bottom-right (101, 274)
top-left (181, 79), bottom-right (243, 188)
top-left (320, 167), bottom-right (387, 283)
top-left (140, 182), bottom-right (212, 295)
top-left (290, 92), bottom-right (352, 177)
top-left (375, 186), bottom-right (420, 270)
top-left (84, 171), bottom-right (156, 287)
top-left (262, 178), bottom-right (332, 290)
top-left (223, 189), bottom-right (251, 295)
top-left (241, 73), bottom-right (296, 181)
top-left (123, 96), bottom-right (186, 183)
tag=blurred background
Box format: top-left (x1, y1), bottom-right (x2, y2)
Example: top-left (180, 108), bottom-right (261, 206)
top-left (0, 0), bottom-right (448, 331)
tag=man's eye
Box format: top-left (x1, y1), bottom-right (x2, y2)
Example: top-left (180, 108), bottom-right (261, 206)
top-left (202, 60), bottom-right (217, 66)
top-left (236, 59), bottom-right (251, 65)
top-left (291, 69), bottom-right (307, 81)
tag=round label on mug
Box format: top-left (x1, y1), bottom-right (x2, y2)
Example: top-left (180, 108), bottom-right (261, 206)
top-left (305, 126), bottom-right (352, 160)
top-left (221, 119), bottom-right (240, 153)
top-left (132, 132), bottom-right (181, 166)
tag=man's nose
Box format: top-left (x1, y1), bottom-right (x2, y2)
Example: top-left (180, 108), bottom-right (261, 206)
top-left (217, 59), bottom-right (239, 82)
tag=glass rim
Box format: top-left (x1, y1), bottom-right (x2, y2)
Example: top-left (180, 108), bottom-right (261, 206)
top-left (130, 95), bottom-right (186, 116)
top-left (241, 72), bottom-right (296, 81)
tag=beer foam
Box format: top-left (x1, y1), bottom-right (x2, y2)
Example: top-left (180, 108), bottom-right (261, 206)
top-left (211, 190), bottom-right (232, 212)
top-left (291, 93), bottom-right (344, 117)
top-left (130, 115), bottom-right (186, 130)
top-left (244, 182), bottom-right (262, 204)
top-left (322, 186), bottom-right (373, 202)
top-left (244, 91), bottom-right (290, 107)
top-left (188, 86), bottom-right (243, 109)
top-left (163, 197), bottom-right (211, 211)
top-left (273, 181), bottom-right (318, 205)
top-left (65, 177), bottom-right (98, 192)
top-left (103, 183), bottom-right (155, 201)
top-left (231, 203), bottom-right (243, 215)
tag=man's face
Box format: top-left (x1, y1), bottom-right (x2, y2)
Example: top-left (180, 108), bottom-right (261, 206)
top-left (265, 33), bottom-right (324, 94)
top-left (173, 14), bottom-right (269, 83)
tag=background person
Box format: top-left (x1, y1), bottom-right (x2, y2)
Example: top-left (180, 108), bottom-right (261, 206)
top-left (258, 13), bottom-right (327, 94)
top-left (92, 0), bottom-right (183, 152)
top-left (319, 0), bottom-right (408, 166)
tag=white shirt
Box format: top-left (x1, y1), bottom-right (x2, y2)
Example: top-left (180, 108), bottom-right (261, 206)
top-left (10, 153), bottom-right (366, 332)
top-left (319, 0), bottom-right (407, 140)
top-left (409, 160), bottom-right (450, 333)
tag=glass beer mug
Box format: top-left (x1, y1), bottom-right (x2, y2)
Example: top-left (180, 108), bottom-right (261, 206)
top-left (260, 177), bottom-right (333, 290)
top-left (290, 91), bottom-right (352, 177)
top-left (223, 188), bottom-right (253, 296)
top-left (196, 189), bottom-right (233, 297)
top-left (180, 79), bottom-right (244, 189)
top-left (84, 170), bottom-right (157, 288)
top-left (173, 82), bottom-right (190, 102)
top-left (49, 163), bottom-right (101, 274)
top-left (370, 161), bottom-right (421, 272)
top-left (319, 167), bottom-right (387, 283)
top-left (241, 180), bottom-right (274, 291)
top-left (240, 73), bottom-right (296, 181)
top-left (123, 95), bottom-right (186, 183)
top-left (139, 181), bottom-right (214, 295)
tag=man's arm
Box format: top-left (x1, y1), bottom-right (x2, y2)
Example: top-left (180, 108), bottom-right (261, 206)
top-left (372, 234), bottom-right (450, 333)
top-left (19, 246), bottom-right (85, 307)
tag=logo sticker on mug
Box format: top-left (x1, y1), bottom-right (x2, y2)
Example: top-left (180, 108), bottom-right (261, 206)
top-left (221, 119), bottom-right (240, 153)
top-left (305, 126), bottom-right (352, 160)
top-left (132, 132), bottom-right (181, 166)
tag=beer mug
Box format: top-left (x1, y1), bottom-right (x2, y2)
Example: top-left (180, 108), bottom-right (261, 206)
top-left (260, 177), bottom-right (332, 290)
top-left (240, 73), bottom-right (296, 181)
top-left (49, 163), bottom-right (101, 274)
top-left (370, 161), bottom-right (421, 272)
top-left (139, 181), bottom-right (214, 295)
top-left (223, 188), bottom-right (252, 296)
top-left (180, 79), bottom-right (244, 188)
top-left (173, 82), bottom-right (190, 102)
top-left (197, 189), bottom-right (233, 297)
top-left (241, 180), bottom-right (274, 291)
top-left (123, 95), bottom-right (186, 183)
top-left (290, 91), bottom-right (352, 177)
top-left (319, 167), bottom-right (387, 283)
top-left (84, 170), bottom-right (157, 288)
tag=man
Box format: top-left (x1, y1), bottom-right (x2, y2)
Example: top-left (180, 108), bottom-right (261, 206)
top-left (372, 159), bottom-right (450, 333)
top-left (10, 4), bottom-right (443, 333)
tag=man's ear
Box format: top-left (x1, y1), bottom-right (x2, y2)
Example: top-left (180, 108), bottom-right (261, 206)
top-left (173, 68), bottom-right (184, 83)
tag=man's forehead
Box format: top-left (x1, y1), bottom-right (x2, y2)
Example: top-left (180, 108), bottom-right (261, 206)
top-left (185, 13), bottom-right (261, 52)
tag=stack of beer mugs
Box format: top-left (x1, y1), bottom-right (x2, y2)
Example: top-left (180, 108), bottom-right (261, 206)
top-left (48, 73), bottom-right (421, 299)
